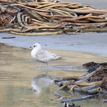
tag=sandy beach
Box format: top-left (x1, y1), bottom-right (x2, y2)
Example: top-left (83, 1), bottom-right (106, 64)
top-left (0, 0), bottom-right (107, 107)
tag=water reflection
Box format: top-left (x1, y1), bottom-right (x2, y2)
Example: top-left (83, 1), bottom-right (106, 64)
top-left (34, 65), bottom-right (87, 71)
top-left (31, 74), bottom-right (55, 94)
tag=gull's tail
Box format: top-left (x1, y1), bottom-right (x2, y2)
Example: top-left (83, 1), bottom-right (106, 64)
top-left (56, 56), bottom-right (62, 60)
top-left (52, 53), bottom-right (62, 60)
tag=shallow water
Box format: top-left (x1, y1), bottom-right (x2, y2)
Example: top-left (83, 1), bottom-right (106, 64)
top-left (0, 43), bottom-right (107, 107)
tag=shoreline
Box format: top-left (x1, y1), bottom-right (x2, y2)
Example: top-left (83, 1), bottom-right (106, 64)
top-left (0, 32), bottom-right (107, 57)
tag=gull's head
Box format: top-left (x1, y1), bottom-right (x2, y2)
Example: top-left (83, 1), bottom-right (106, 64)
top-left (30, 43), bottom-right (41, 50)
top-left (31, 85), bottom-right (41, 94)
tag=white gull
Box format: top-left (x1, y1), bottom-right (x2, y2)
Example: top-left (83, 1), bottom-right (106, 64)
top-left (30, 43), bottom-right (62, 73)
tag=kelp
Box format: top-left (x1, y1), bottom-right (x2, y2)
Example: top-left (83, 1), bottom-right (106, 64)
top-left (0, 0), bottom-right (107, 36)
top-left (54, 62), bottom-right (107, 105)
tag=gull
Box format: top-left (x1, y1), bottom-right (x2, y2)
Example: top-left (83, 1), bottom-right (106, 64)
top-left (30, 43), bottom-right (62, 73)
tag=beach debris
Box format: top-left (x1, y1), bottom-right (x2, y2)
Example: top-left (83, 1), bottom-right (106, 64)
top-left (2, 37), bottom-right (15, 39)
top-left (0, 1), bottom-right (107, 35)
top-left (54, 62), bottom-right (107, 105)
top-left (83, 61), bottom-right (107, 73)
top-left (63, 103), bottom-right (81, 107)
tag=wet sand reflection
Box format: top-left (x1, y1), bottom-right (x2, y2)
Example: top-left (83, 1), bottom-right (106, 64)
top-left (0, 43), bottom-right (107, 107)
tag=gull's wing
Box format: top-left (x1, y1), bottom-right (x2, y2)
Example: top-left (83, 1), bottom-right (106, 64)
top-left (36, 49), bottom-right (60, 63)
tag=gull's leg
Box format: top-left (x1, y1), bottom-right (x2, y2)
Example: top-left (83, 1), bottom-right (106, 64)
top-left (46, 63), bottom-right (49, 75)
top-left (39, 63), bottom-right (42, 74)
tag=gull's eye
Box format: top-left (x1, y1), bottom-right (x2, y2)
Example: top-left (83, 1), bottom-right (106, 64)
top-left (34, 45), bottom-right (36, 47)
top-left (33, 89), bottom-right (36, 92)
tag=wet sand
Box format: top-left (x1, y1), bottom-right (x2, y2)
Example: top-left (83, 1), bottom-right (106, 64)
top-left (62, 0), bottom-right (107, 9)
top-left (0, 43), bottom-right (107, 107)
top-left (0, 32), bottom-right (107, 57)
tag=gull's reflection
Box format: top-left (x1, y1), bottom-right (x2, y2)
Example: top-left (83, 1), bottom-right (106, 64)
top-left (31, 74), bottom-right (55, 94)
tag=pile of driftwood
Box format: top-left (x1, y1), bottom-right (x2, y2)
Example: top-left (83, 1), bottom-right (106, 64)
top-left (54, 62), bottom-right (107, 104)
top-left (0, 0), bottom-right (107, 36)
